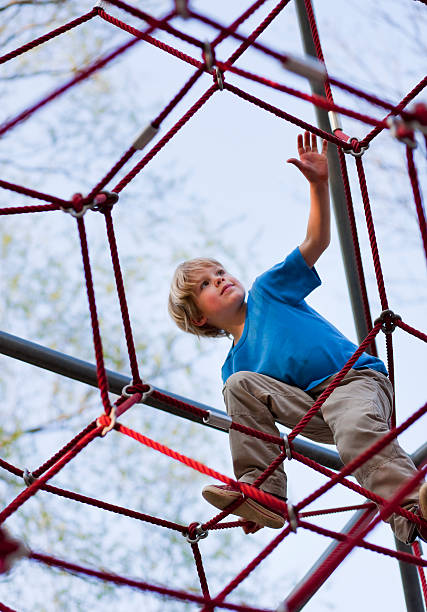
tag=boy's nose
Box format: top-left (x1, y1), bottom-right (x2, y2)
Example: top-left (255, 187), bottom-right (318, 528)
top-left (215, 277), bottom-right (224, 287)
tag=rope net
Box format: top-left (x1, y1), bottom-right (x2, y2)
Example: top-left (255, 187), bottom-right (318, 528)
top-left (0, 1), bottom-right (426, 610)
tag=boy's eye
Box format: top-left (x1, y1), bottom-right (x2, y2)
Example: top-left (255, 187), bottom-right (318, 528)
top-left (217, 269), bottom-right (225, 276)
top-left (200, 280), bottom-right (209, 289)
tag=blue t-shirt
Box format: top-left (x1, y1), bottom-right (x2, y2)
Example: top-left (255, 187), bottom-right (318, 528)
top-left (221, 247), bottom-right (387, 391)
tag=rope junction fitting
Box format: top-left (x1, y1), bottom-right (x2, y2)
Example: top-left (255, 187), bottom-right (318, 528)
top-left (287, 504), bottom-right (298, 533)
top-left (283, 434), bottom-right (292, 461)
top-left (97, 405), bottom-right (117, 437)
top-left (374, 309), bottom-right (402, 335)
top-left (23, 469), bottom-right (36, 487)
top-left (121, 381), bottom-right (153, 402)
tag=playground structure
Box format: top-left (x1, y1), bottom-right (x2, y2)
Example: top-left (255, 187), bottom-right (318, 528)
top-left (0, 1), bottom-right (426, 610)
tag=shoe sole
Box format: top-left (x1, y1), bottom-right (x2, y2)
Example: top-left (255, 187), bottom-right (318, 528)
top-left (202, 485), bottom-right (285, 529)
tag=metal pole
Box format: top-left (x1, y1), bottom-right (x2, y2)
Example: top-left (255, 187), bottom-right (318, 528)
top-left (294, 2), bottom-right (424, 610)
top-left (0, 329), bottom-right (343, 470)
top-left (294, 0), bottom-right (371, 347)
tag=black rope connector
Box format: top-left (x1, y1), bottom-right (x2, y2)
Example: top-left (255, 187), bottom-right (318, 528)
top-left (374, 309), bottom-right (402, 334)
top-left (92, 190), bottom-right (119, 213)
top-left (23, 468), bottom-right (36, 487)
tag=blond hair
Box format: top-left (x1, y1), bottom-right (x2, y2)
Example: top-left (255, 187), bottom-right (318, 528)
top-left (168, 258), bottom-right (228, 338)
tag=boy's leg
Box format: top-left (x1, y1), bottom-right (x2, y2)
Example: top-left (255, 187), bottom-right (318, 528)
top-left (222, 370), bottom-right (333, 498)
top-left (315, 368), bottom-right (422, 544)
top-left (203, 370), bottom-right (334, 528)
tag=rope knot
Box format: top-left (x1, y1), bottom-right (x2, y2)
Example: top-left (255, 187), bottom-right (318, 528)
top-left (96, 405), bottom-right (116, 437)
top-left (374, 309), bottom-right (402, 335)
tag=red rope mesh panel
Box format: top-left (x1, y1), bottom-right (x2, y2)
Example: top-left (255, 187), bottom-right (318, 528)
top-left (1, 2), bottom-right (426, 609)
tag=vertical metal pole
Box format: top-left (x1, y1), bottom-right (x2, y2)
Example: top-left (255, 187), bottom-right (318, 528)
top-left (294, 0), bottom-right (370, 347)
top-left (294, 1), bottom-right (424, 610)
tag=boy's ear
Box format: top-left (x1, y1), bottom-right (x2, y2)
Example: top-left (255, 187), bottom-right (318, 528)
top-left (192, 315), bottom-right (208, 327)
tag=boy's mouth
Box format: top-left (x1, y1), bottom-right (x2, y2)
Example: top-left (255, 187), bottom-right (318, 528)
top-left (221, 283), bottom-right (233, 295)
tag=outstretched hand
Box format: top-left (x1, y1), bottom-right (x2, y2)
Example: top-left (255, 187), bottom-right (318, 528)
top-left (287, 131), bottom-right (328, 185)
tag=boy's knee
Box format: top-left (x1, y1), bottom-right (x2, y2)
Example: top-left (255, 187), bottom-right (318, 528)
top-left (223, 371), bottom-right (262, 401)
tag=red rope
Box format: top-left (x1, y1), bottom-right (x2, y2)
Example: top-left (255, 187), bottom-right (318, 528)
top-left (99, 0), bottom-right (204, 50)
top-left (223, 82), bottom-right (351, 150)
top-left (103, 209), bottom-right (141, 384)
top-left (191, 541), bottom-right (211, 601)
top-left (29, 551), bottom-right (273, 611)
top-left (412, 541), bottom-right (427, 605)
top-left (0, 179), bottom-right (68, 206)
top-left (76, 216), bottom-right (111, 413)
top-left (289, 324), bottom-right (381, 441)
top-left (360, 76), bottom-right (427, 148)
top-left (0, 428), bottom-right (100, 525)
top-left (299, 502), bottom-right (375, 518)
top-left (113, 84), bottom-right (217, 193)
top-left (0, 38), bottom-right (140, 138)
top-left (202, 527), bottom-right (292, 612)
top-left (97, 10), bottom-right (204, 71)
top-left (0, 203), bottom-right (60, 215)
top-left (0, 455), bottom-right (186, 533)
top-left (210, 0), bottom-right (270, 48)
top-left (219, 64), bottom-right (385, 129)
top-left (406, 145), bottom-right (427, 263)
top-left (0, 10), bottom-right (97, 65)
top-left (296, 401), bottom-right (427, 517)
top-left (302, 0), bottom-right (333, 104)
top-left (300, 520), bottom-right (427, 567)
top-left (355, 157), bottom-right (389, 311)
top-left (32, 421), bottom-right (97, 479)
top-left (225, 0), bottom-right (292, 67)
top-left (396, 319), bottom-right (427, 343)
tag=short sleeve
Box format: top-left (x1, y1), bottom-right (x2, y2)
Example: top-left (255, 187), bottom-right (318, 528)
top-left (252, 247), bottom-right (321, 304)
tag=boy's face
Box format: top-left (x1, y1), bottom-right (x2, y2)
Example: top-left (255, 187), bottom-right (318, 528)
top-left (191, 263), bottom-right (245, 329)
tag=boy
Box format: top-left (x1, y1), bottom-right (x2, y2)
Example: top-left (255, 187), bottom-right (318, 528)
top-left (168, 132), bottom-right (426, 544)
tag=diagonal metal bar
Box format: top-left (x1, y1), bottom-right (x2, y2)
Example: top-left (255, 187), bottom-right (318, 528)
top-left (0, 329), bottom-right (342, 470)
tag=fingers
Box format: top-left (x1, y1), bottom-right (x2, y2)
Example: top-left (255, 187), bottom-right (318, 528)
top-left (322, 138), bottom-right (328, 154)
top-left (297, 133), bottom-right (304, 156)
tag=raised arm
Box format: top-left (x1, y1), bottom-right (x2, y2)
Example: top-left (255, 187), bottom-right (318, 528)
top-left (287, 131), bottom-right (330, 268)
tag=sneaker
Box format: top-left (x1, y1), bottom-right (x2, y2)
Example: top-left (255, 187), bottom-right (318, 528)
top-left (417, 482), bottom-right (427, 542)
top-left (202, 484), bottom-right (285, 529)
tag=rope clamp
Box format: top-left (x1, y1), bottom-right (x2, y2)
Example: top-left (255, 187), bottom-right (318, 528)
top-left (374, 309), bottom-right (402, 335)
top-left (184, 523), bottom-right (208, 544)
top-left (345, 137), bottom-right (369, 158)
top-left (202, 41), bottom-right (214, 72)
top-left (174, 0), bottom-right (189, 19)
top-left (94, 0), bottom-right (111, 9)
top-left (287, 503), bottom-right (298, 533)
top-left (122, 381), bottom-right (153, 403)
top-left (97, 405), bottom-right (116, 437)
top-left (23, 469), bottom-right (36, 486)
top-left (132, 123), bottom-right (159, 151)
top-left (214, 67), bottom-right (224, 91)
top-left (202, 410), bottom-right (231, 431)
top-left (282, 434), bottom-right (292, 460)
top-left (386, 117), bottom-right (417, 149)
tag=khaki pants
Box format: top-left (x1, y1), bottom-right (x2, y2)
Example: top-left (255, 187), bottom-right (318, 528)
top-left (223, 368), bottom-right (421, 543)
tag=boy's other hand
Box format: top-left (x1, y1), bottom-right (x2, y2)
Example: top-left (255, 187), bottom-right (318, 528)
top-left (287, 131), bottom-right (328, 185)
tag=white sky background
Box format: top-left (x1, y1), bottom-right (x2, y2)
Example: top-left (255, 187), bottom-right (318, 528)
top-left (1, 0), bottom-right (426, 610)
